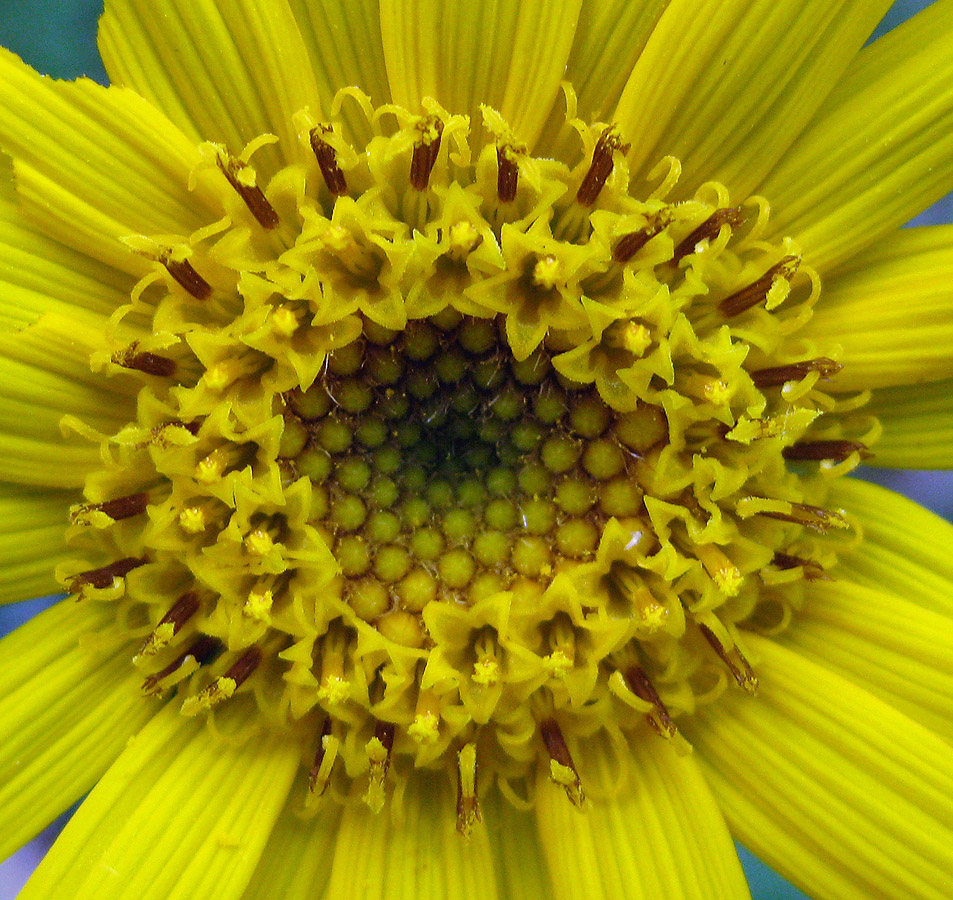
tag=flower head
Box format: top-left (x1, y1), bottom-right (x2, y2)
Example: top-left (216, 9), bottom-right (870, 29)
top-left (2, 2), bottom-right (953, 900)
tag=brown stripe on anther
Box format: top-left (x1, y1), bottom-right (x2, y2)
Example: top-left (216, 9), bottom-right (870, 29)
top-left (410, 117), bottom-right (444, 191)
top-left (751, 357), bottom-right (842, 388)
top-left (375, 719), bottom-right (396, 754)
top-left (222, 646), bottom-right (263, 687)
top-left (71, 556), bottom-right (147, 592)
top-left (497, 146), bottom-right (519, 203)
top-left (163, 257), bottom-right (213, 300)
top-left (783, 440), bottom-right (870, 462)
top-left (117, 350), bottom-right (177, 378)
top-left (698, 623), bottom-right (758, 694)
top-left (539, 719), bottom-right (585, 806)
top-left (73, 493), bottom-right (149, 524)
top-left (95, 493), bottom-right (149, 521)
top-left (613, 211), bottom-right (671, 263)
top-left (719, 255), bottom-right (801, 317)
top-left (309, 717), bottom-right (334, 794)
top-left (772, 552), bottom-right (828, 581)
top-left (761, 502), bottom-right (848, 532)
top-left (216, 155), bottom-right (280, 230)
top-left (310, 127), bottom-right (348, 195)
top-left (576, 126), bottom-right (630, 206)
top-left (673, 206), bottom-right (746, 265)
top-left (136, 591), bottom-right (201, 657)
top-left (624, 666), bottom-right (677, 738)
top-left (142, 634), bottom-right (222, 695)
top-left (158, 591), bottom-right (200, 631)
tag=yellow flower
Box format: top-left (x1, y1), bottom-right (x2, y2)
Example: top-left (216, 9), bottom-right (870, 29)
top-left (2, 2), bottom-right (953, 899)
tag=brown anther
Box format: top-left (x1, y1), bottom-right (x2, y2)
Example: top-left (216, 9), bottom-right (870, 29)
top-left (163, 256), bottom-right (213, 300)
top-left (782, 440), bottom-right (871, 463)
top-left (77, 493), bottom-right (149, 522)
top-left (751, 357), bottom-right (842, 388)
top-left (309, 717), bottom-right (335, 795)
top-left (771, 552), bottom-right (829, 581)
top-left (623, 665), bottom-right (677, 738)
top-left (576, 126), bottom-right (629, 206)
top-left (697, 623), bottom-right (758, 694)
top-left (310, 127), bottom-right (348, 195)
top-left (410, 117), bottom-right (444, 191)
top-left (539, 719), bottom-right (585, 806)
top-left (70, 556), bottom-right (147, 593)
top-left (456, 743), bottom-right (482, 838)
top-left (613, 210), bottom-right (671, 263)
top-left (137, 591), bottom-right (201, 657)
top-left (761, 501), bottom-right (848, 533)
top-left (496, 146), bottom-right (519, 203)
top-left (216, 155), bottom-right (280, 230)
top-left (112, 342), bottom-right (177, 378)
top-left (220, 646), bottom-right (263, 688)
top-left (719, 255), bottom-right (801, 317)
top-left (672, 206), bottom-right (746, 265)
top-left (142, 634), bottom-right (222, 695)
top-left (375, 719), bottom-right (396, 755)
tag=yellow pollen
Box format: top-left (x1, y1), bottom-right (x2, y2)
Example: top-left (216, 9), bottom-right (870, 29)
top-left (604, 320), bottom-right (652, 356)
top-left (244, 587), bottom-right (273, 622)
top-left (136, 622), bottom-right (175, 659)
top-left (271, 306), bottom-right (299, 337)
top-left (409, 711), bottom-right (440, 745)
top-left (178, 506), bottom-right (208, 534)
top-left (531, 254), bottom-right (561, 290)
top-left (182, 676), bottom-right (237, 715)
top-left (244, 529), bottom-right (275, 556)
top-left (204, 359), bottom-right (242, 392)
top-left (447, 220), bottom-right (482, 260)
top-left (194, 449), bottom-right (228, 484)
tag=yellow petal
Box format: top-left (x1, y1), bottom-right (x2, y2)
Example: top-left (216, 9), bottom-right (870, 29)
top-left (380, 0), bottom-right (583, 149)
top-left (0, 315), bottom-right (137, 487)
top-left (802, 225), bottom-right (953, 391)
top-left (760, 0), bottom-right (953, 273)
top-left (0, 181), bottom-right (133, 330)
top-left (485, 792), bottom-right (550, 900)
top-left (690, 636), bottom-right (953, 900)
top-left (535, 733), bottom-right (751, 900)
top-left (863, 377), bottom-right (953, 468)
top-left (0, 48), bottom-right (214, 275)
top-left (829, 477), bottom-right (953, 620)
top-left (98, 0), bottom-right (321, 175)
top-left (0, 482), bottom-right (74, 603)
top-left (286, 0), bottom-right (390, 145)
top-left (325, 771), bottom-right (499, 900)
top-left (535, 0), bottom-right (669, 159)
top-left (615, 0), bottom-right (891, 199)
top-left (239, 782), bottom-right (342, 900)
top-left (780, 580), bottom-right (953, 743)
top-left (0, 599), bottom-right (154, 859)
top-left (19, 701), bottom-right (300, 900)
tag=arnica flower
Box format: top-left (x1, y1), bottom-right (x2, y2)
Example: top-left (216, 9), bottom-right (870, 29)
top-left (3, 1), bottom-right (953, 898)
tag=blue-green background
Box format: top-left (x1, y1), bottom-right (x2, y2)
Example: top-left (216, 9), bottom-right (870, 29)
top-left (0, 1), bottom-right (950, 898)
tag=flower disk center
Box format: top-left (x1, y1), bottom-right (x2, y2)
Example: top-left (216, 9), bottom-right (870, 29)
top-left (287, 312), bottom-right (665, 643)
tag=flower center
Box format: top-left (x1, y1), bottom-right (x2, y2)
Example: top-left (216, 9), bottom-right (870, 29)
top-left (291, 313), bottom-right (663, 628)
top-left (60, 88), bottom-right (871, 830)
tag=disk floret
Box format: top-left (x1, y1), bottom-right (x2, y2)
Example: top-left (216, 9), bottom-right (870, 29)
top-left (59, 91), bottom-right (872, 818)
